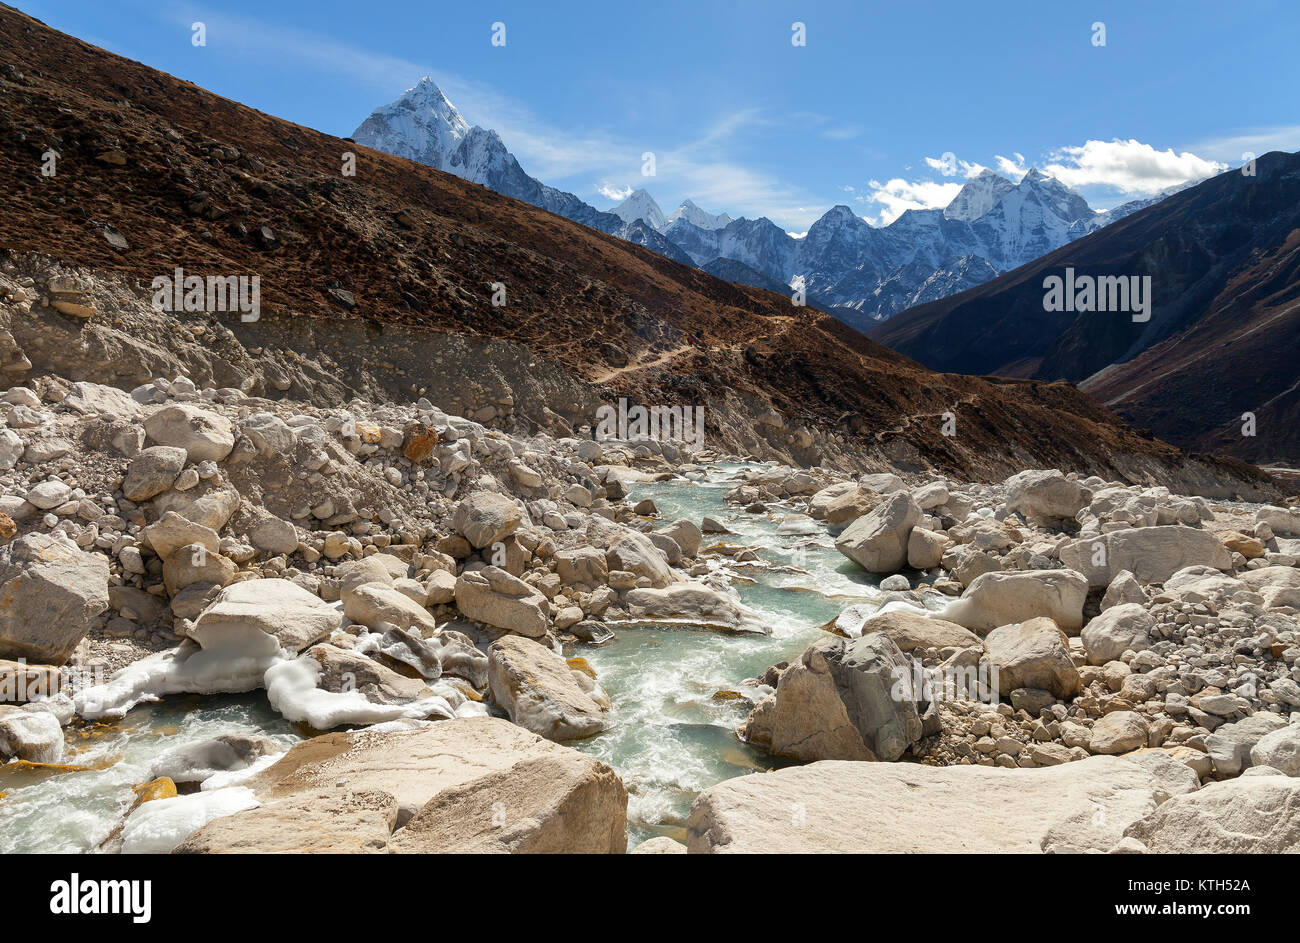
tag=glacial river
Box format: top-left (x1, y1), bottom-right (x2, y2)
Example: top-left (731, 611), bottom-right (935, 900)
top-left (0, 463), bottom-right (902, 852)
top-left (569, 463), bottom-right (894, 844)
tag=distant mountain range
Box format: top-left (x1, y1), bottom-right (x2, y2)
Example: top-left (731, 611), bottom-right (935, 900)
top-left (871, 150), bottom-right (1300, 463)
top-left (353, 79), bottom-right (1190, 330)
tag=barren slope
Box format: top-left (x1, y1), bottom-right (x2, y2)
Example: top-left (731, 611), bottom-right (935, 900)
top-left (0, 4), bottom-right (1279, 493)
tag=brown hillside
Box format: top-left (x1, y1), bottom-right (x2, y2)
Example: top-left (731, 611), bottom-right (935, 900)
top-left (0, 4), bottom-right (1279, 492)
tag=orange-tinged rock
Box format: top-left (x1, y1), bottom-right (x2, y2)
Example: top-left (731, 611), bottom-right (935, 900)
top-left (567, 657), bottom-right (596, 680)
top-left (6, 760), bottom-right (95, 773)
top-left (403, 426), bottom-right (441, 463)
top-left (131, 777), bottom-right (178, 804)
top-left (1223, 533), bottom-right (1266, 559)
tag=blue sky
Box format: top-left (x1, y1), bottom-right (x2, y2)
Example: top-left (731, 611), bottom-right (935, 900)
top-left (18, 0), bottom-right (1299, 230)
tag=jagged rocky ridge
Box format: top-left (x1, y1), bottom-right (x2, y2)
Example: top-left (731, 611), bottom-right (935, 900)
top-left (354, 81), bottom-right (1173, 327)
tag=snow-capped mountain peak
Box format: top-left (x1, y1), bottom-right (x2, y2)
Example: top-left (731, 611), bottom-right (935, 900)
top-left (356, 79), bottom-right (1181, 329)
top-left (943, 169), bottom-right (1016, 221)
top-left (608, 188), bottom-right (667, 230)
top-left (665, 199), bottom-right (734, 231)
top-left (353, 77), bottom-right (469, 172)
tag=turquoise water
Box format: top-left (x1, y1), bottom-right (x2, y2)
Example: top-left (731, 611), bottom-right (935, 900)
top-left (1, 463), bottom-right (898, 851)
top-left (569, 464), bottom-right (888, 844)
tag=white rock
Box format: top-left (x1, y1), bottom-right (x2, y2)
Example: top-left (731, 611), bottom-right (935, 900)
top-left (939, 569), bottom-right (1087, 635)
top-left (1249, 724), bottom-right (1300, 776)
top-left (1080, 603), bottom-right (1153, 666)
top-left (685, 755), bottom-right (1164, 853)
top-left (834, 491), bottom-right (920, 573)
top-left (1125, 775), bottom-right (1300, 852)
top-left (143, 404), bottom-right (236, 462)
top-left (1059, 526), bottom-right (1232, 589)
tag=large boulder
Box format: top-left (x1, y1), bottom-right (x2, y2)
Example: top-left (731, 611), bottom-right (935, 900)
top-left (452, 493), bottom-right (522, 549)
top-left (1238, 566), bottom-right (1300, 610)
top-left (122, 446), bottom-right (187, 501)
top-left (1122, 748), bottom-right (1202, 796)
top-left (0, 534), bottom-right (110, 664)
top-left (177, 790), bottom-right (397, 854)
top-left (343, 582), bottom-right (439, 635)
top-left (246, 512), bottom-right (298, 556)
top-left (685, 755), bottom-right (1163, 853)
top-left (62, 381), bottom-right (144, 420)
top-left (1059, 526), bottom-right (1233, 589)
top-left (906, 527), bottom-right (947, 570)
top-left (1257, 505), bottom-right (1300, 538)
top-left (941, 543), bottom-right (1002, 587)
top-left (151, 485), bottom-right (240, 532)
top-left (982, 617), bottom-right (1080, 699)
top-left (833, 606), bottom-right (979, 651)
top-left (1004, 469), bottom-right (1089, 524)
top-left (487, 635), bottom-right (610, 741)
top-left (143, 404), bottom-right (235, 462)
top-left (1124, 775), bottom-right (1300, 852)
top-left (655, 519), bottom-right (702, 557)
top-left (174, 718), bottom-right (628, 853)
top-left (1088, 710), bottom-right (1149, 755)
top-left (141, 511), bottom-right (220, 561)
top-left (833, 491), bottom-right (920, 573)
top-left (1249, 724), bottom-right (1300, 776)
top-left (162, 543), bottom-right (236, 597)
top-left (809, 483), bottom-right (874, 526)
top-left (605, 532), bottom-right (674, 588)
top-left (738, 633), bottom-right (922, 762)
top-left (623, 583), bottom-right (765, 634)
top-left (1100, 570), bottom-right (1148, 610)
top-left (941, 569), bottom-right (1087, 635)
top-left (0, 705), bottom-right (65, 763)
top-left (554, 547), bottom-right (609, 586)
top-left (1204, 713), bottom-right (1290, 777)
top-left (189, 578), bottom-right (341, 655)
top-left (1080, 603), bottom-right (1154, 665)
top-left (859, 472), bottom-right (906, 494)
top-left (335, 556), bottom-right (399, 593)
top-left (454, 566), bottom-right (549, 637)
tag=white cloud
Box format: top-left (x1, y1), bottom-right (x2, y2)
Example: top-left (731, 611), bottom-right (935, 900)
top-left (596, 184), bottom-right (633, 202)
top-left (1040, 139), bottom-right (1226, 194)
top-left (923, 155), bottom-right (986, 178)
top-left (860, 177), bottom-right (964, 225)
top-left (994, 153), bottom-right (1028, 178)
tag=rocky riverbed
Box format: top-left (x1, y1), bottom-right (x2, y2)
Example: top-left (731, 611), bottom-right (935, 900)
top-left (1, 266), bottom-right (1299, 853)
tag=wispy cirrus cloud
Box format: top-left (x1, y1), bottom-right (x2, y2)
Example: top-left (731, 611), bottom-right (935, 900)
top-left (161, 6), bottom-right (827, 225)
top-left (143, 8), bottom-right (1269, 231)
top-left (1185, 125), bottom-right (1300, 163)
